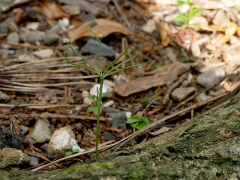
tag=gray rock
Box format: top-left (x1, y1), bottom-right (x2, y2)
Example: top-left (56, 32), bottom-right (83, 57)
top-left (20, 125), bottom-right (29, 135)
top-left (83, 132), bottom-right (96, 143)
top-left (7, 32), bottom-right (19, 43)
top-left (103, 132), bottom-right (116, 141)
top-left (43, 32), bottom-right (60, 46)
top-left (40, 143), bottom-right (48, 151)
top-left (75, 123), bottom-right (83, 131)
top-left (64, 45), bottom-right (80, 56)
top-left (28, 155), bottom-right (39, 166)
top-left (195, 92), bottom-right (212, 103)
top-left (3, 18), bottom-right (18, 32)
top-left (182, 79), bottom-right (191, 87)
top-left (212, 9), bottom-right (230, 28)
top-left (81, 39), bottom-right (115, 57)
top-left (108, 112), bottom-right (126, 131)
top-left (50, 25), bottom-right (61, 32)
top-left (0, 148), bottom-right (29, 169)
top-left (9, 138), bottom-right (20, 150)
top-left (0, 23), bottom-right (8, 35)
top-left (80, 14), bottom-right (96, 22)
top-left (47, 126), bottom-right (84, 159)
top-left (20, 30), bottom-right (45, 44)
top-left (197, 68), bottom-right (225, 88)
top-left (29, 118), bottom-right (52, 144)
top-left (171, 87), bottom-right (195, 102)
top-left (0, 91), bottom-right (10, 102)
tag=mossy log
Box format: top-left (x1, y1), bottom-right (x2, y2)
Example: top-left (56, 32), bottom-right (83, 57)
top-left (2, 93), bottom-right (240, 179)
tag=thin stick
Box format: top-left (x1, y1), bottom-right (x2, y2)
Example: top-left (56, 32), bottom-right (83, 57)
top-left (162, 72), bottom-right (189, 105)
top-left (112, 0), bottom-right (132, 30)
top-left (114, 93), bottom-right (227, 152)
top-left (31, 140), bottom-right (115, 171)
top-left (0, 41), bottom-right (71, 51)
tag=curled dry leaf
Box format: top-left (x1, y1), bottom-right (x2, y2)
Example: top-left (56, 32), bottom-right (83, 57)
top-left (216, 22), bottom-right (238, 45)
top-left (42, 0), bottom-right (71, 20)
top-left (155, 22), bottom-right (171, 47)
top-left (68, 19), bottom-right (132, 42)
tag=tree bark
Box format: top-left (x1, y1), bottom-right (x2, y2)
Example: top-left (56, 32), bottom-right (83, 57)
top-left (2, 93), bottom-right (240, 179)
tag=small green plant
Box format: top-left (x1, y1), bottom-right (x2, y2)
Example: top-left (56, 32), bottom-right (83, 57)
top-left (64, 26), bottom-right (150, 158)
top-left (126, 115), bottom-right (150, 130)
top-left (65, 148), bottom-right (80, 156)
top-left (88, 91), bottom-right (112, 116)
top-left (173, 0), bottom-right (204, 29)
top-left (179, 56), bottom-right (190, 63)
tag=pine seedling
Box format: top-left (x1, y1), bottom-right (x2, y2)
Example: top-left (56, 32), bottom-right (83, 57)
top-left (64, 26), bottom-right (150, 158)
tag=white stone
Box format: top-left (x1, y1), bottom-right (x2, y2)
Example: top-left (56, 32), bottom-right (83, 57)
top-left (195, 93), bottom-right (212, 103)
top-left (33, 49), bottom-right (54, 58)
top-left (82, 90), bottom-right (89, 99)
top-left (125, 112), bottom-right (132, 119)
top-left (171, 87), bottom-right (195, 102)
top-left (189, 16), bottom-right (209, 27)
top-left (26, 22), bottom-right (40, 30)
top-left (191, 42), bottom-right (201, 57)
top-left (212, 9), bottom-right (230, 28)
top-left (83, 97), bottom-right (94, 105)
top-left (29, 119), bottom-right (52, 144)
top-left (47, 126), bottom-right (84, 158)
top-left (20, 125), bottom-right (29, 135)
top-left (62, 18), bottom-right (70, 27)
top-left (103, 80), bottom-right (115, 93)
top-left (178, 3), bottom-right (190, 13)
top-left (230, 36), bottom-right (239, 45)
top-left (103, 100), bottom-right (114, 107)
top-left (90, 83), bottom-right (108, 96)
top-left (197, 68), bottom-right (225, 88)
top-left (141, 19), bottom-right (156, 33)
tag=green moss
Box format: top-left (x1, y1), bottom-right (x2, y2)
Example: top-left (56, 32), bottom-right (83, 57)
top-left (65, 161), bottom-right (117, 174)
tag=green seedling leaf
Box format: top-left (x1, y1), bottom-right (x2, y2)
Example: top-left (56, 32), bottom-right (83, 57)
top-left (88, 106), bottom-right (99, 116)
top-left (88, 95), bottom-right (97, 101)
top-left (189, 8), bottom-right (204, 19)
top-left (177, 0), bottom-right (186, 7)
top-left (142, 118), bottom-right (150, 125)
top-left (64, 40), bottom-right (100, 75)
top-left (126, 118), bottom-right (139, 124)
top-left (103, 45), bottom-right (128, 74)
top-left (180, 56), bottom-right (190, 63)
top-left (101, 92), bottom-right (112, 98)
top-left (130, 121), bottom-right (149, 130)
top-left (126, 115), bottom-right (140, 124)
top-left (65, 151), bottom-right (73, 156)
top-left (191, 23), bottom-right (201, 26)
top-left (126, 115), bottom-right (150, 130)
top-left (173, 13), bottom-right (188, 23)
top-left (187, 0), bottom-right (194, 6)
top-left (72, 149), bottom-right (80, 154)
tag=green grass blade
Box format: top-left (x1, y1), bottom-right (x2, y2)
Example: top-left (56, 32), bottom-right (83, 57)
top-left (105, 43), bottom-right (143, 76)
top-left (103, 45), bottom-right (128, 75)
top-left (64, 40), bottom-right (100, 74)
top-left (85, 26), bottom-right (103, 75)
top-left (104, 61), bottom-right (151, 77)
top-left (64, 54), bottom-right (100, 75)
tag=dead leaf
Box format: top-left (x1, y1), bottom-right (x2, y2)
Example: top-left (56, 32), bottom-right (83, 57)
top-left (68, 19), bottom-right (132, 42)
top-left (150, 127), bottom-right (171, 136)
top-left (216, 22), bottom-right (238, 45)
top-left (42, 0), bottom-right (71, 20)
top-left (156, 22), bottom-right (170, 46)
top-left (113, 62), bottom-right (190, 97)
